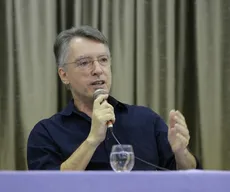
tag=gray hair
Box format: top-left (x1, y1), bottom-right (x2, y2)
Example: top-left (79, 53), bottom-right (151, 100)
top-left (53, 25), bottom-right (109, 68)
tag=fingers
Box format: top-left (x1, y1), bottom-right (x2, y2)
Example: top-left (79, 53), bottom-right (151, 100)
top-left (100, 113), bottom-right (116, 123)
top-left (168, 109), bottom-right (190, 152)
top-left (175, 123), bottom-right (190, 140)
top-left (94, 95), bottom-right (113, 111)
top-left (93, 94), bottom-right (109, 108)
top-left (175, 110), bottom-right (185, 121)
top-left (168, 109), bottom-right (189, 139)
top-left (100, 107), bottom-right (114, 117)
top-left (100, 100), bottom-right (114, 110)
top-left (176, 133), bottom-right (189, 147)
top-left (169, 109), bottom-right (176, 128)
top-left (93, 96), bottom-right (115, 124)
top-left (98, 106), bottom-right (115, 123)
top-left (174, 116), bottom-right (187, 127)
top-left (169, 109), bottom-right (187, 128)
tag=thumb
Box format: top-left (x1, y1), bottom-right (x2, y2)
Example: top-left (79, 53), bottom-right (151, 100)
top-left (169, 109), bottom-right (176, 129)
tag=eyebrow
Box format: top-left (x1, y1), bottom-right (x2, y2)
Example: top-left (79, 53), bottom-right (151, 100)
top-left (74, 53), bottom-right (110, 62)
top-left (75, 56), bottom-right (91, 62)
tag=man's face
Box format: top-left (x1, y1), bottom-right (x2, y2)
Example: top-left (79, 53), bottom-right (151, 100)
top-left (58, 37), bottom-right (112, 101)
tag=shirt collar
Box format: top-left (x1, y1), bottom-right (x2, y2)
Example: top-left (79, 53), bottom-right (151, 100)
top-left (59, 96), bottom-right (127, 116)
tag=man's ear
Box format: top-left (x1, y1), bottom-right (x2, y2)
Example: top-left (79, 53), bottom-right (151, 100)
top-left (58, 67), bottom-right (69, 85)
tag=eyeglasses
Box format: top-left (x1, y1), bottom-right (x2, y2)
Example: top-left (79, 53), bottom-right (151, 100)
top-left (63, 55), bottom-right (111, 70)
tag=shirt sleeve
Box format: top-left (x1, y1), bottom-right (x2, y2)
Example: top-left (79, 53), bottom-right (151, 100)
top-left (154, 115), bottom-right (202, 170)
top-left (27, 121), bottom-right (62, 170)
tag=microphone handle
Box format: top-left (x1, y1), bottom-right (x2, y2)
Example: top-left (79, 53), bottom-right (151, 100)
top-left (107, 121), bottom-right (113, 128)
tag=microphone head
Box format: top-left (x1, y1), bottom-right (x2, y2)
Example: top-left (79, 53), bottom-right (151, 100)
top-left (93, 89), bottom-right (108, 100)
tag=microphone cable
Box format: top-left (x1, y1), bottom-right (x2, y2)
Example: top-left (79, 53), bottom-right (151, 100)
top-left (109, 128), bottom-right (170, 171)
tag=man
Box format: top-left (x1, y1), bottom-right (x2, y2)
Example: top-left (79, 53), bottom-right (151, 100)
top-left (27, 25), bottom-right (201, 170)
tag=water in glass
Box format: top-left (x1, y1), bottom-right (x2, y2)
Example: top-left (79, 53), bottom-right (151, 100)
top-left (110, 145), bottom-right (135, 172)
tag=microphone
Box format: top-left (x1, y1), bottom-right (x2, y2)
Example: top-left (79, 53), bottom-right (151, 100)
top-left (93, 89), bottom-right (113, 128)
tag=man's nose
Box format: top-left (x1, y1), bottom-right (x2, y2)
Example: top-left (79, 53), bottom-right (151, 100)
top-left (91, 60), bottom-right (103, 75)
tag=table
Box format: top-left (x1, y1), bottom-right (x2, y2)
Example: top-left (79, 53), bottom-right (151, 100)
top-left (0, 170), bottom-right (230, 192)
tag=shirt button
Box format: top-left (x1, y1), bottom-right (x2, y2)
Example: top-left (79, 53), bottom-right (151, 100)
top-left (106, 137), bottom-right (110, 140)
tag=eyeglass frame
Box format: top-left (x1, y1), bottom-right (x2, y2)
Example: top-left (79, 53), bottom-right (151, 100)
top-left (62, 54), bottom-right (112, 70)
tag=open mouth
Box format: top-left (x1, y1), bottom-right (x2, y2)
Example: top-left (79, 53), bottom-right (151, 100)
top-left (91, 80), bottom-right (105, 85)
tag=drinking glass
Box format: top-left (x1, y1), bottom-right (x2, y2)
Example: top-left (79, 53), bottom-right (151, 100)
top-left (110, 145), bottom-right (135, 172)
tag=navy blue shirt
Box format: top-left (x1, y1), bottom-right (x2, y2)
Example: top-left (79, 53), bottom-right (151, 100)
top-left (27, 96), bottom-right (201, 170)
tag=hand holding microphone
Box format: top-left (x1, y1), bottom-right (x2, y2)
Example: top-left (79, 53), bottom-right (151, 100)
top-left (93, 89), bottom-right (114, 128)
top-left (87, 89), bottom-right (115, 147)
